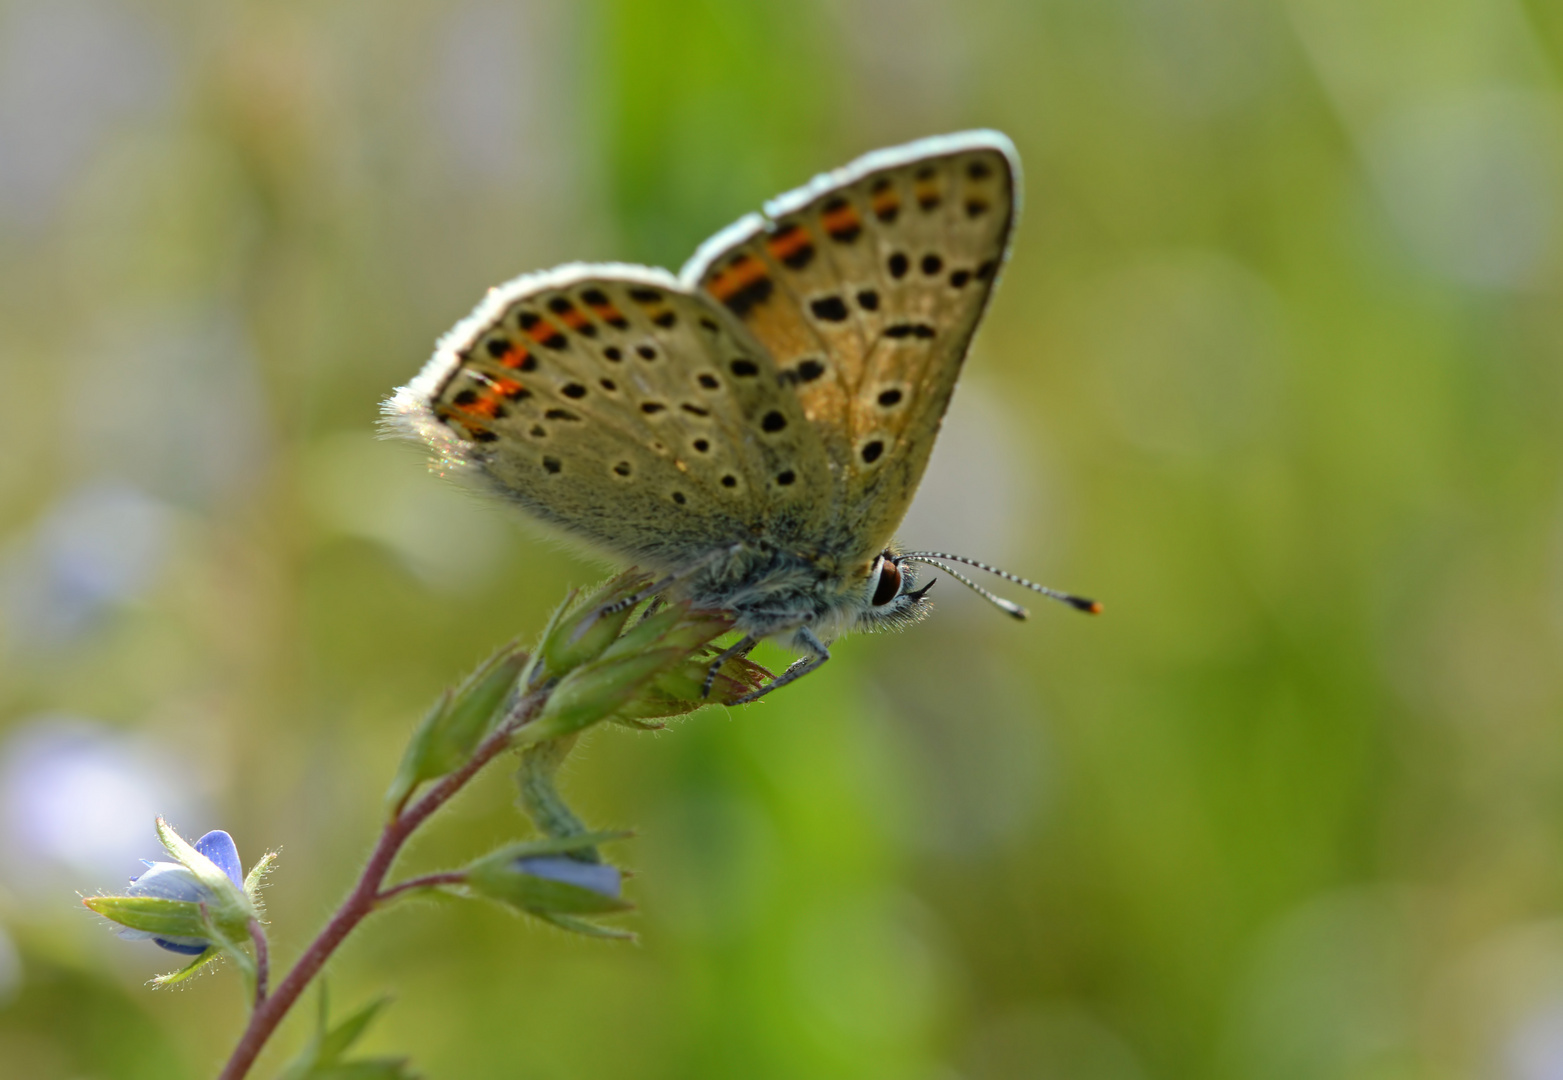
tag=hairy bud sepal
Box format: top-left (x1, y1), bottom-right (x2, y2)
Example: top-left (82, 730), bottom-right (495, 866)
top-left (385, 641), bottom-right (529, 815)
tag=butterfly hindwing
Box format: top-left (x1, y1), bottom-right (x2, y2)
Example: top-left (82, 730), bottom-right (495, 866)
top-left (682, 131), bottom-right (1019, 566)
top-left (385, 265), bottom-right (833, 568)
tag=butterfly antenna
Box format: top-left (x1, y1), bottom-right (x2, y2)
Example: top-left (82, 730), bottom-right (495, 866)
top-left (901, 551), bottom-right (1103, 615)
top-left (904, 557), bottom-right (1030, 619)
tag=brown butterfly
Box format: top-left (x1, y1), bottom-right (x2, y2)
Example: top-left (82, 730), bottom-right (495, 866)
top-left (385, 131), bottom-right (1097, 702)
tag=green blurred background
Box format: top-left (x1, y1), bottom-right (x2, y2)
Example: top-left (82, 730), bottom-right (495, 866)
top-left (2, 0), bottom-right (1562, 1076)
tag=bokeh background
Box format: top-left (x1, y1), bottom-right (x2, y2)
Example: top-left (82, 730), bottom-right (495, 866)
top-left (1, 0), bottom-right (1561, 1076)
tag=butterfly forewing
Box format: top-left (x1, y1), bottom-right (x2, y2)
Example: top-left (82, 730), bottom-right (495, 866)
top-left (386, 266), bottom-right (832, 568)
top-left (682, 132), bottom-right (1018, 566)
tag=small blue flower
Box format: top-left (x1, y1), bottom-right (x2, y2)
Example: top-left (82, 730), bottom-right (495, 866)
top-left (515, 856), bottom-right (621, 899)
top-left (117, 830), bottom-right (243, 954)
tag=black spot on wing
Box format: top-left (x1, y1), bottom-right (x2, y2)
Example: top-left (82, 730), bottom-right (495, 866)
top-left (810, 296), bottom-right (849, 322)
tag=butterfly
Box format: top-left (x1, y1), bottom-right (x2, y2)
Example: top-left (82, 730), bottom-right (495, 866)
top-left (384, 130), bottom-right (1098, 703)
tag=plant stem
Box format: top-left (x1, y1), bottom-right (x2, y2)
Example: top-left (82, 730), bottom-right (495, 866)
top-left (248, 919), bottom-right (269, 1008)
top-left (217, 691), bottom-right (545, 1080)
top-left (374, 871), bottom-right (468, 904)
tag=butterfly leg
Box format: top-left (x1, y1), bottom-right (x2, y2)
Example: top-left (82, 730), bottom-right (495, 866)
top-left (701, 634), bottom-right (758, 698)
top-left (598, 573), bottom-right (678, 617)
top-left (730, 627), bottom-right (829, 705)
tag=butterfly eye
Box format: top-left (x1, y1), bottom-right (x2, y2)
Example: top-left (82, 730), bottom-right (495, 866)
top-left (871, 556), bottom-right (902, 607)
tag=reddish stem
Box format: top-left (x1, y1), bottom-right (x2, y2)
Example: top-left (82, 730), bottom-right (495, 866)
top-left (217, 694), bottom-right (543, 1080)
top-left (248, 919), bottom-right (268, 1008)
top-left (375, 871), bottom-right (468, 904)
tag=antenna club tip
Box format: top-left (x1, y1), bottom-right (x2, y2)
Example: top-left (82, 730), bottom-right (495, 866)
top-left (1066, 596), bottom-right (1102, 615)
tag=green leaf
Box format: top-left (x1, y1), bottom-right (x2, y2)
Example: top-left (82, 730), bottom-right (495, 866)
top-left (82, 895), bottom-right (206, 937)
top-left (318, 996), bottom-right (392, 1061)
top-left (281, 987), bottom-right (417, 1080)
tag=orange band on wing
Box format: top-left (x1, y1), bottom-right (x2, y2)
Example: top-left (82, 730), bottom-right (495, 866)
top-left (435, 405), bottom-right (495, 442)
top-left (518, 312), bottom-right (568, 349)
top-left (870, 183), bottom-right (900, 222)
top-left (706, 253), bottom-right (775, 318)
top-left (556, 306), bottom-right (591, 332)
top-left (767, 224), bottom-right (814, 268)
top-left (494, 346), bottom-right (534, 371)
top-left (707, 254), bottom-right (769, 301)
top-left (456, 394), bottom-right (502, 419)
top-left (821, 200), bottom-right (862, 242)
top-left (585, 298), bottom-right (627, 327)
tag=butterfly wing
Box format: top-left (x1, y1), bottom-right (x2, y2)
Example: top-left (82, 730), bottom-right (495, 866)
top-left (384, 264), bottom-right (833, 569)
top-left (681, 131), bottom-right (1019, 568)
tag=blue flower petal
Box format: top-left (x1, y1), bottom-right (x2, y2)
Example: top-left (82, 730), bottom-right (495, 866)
top-left (194, 830), bottom-right (243, 888)
top-left (516, 856), bottom-right (621, 899)
top-left (125, 862), bottom-right (205, 902)
top-left (151, 937), bottom-right (209, 955)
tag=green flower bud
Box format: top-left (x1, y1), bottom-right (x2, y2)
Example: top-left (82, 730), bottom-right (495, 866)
top-left (521, 648), bottom-right (684, 745)
top-left (385, 641), bottom-right (528, 814)
top-left (596, 605), bottom-right (728, 663)
top-left (465, 832), bottom-right (632, 937)
top-left (538, 571), bottom-right (654, 675)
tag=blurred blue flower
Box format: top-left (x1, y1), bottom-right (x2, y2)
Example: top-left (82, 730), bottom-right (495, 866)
top-left (116, 830), bottom-right (242, 955)
top-left (0, 483), bottom-right (171, 646)
top-left (0, 716), bottom-right (205, 899)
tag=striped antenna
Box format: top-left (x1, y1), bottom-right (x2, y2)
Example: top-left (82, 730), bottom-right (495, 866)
top-left (904, 557), bottom-right (1029, 619)
top-left (900, 551), bottom-right (1102, 615)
